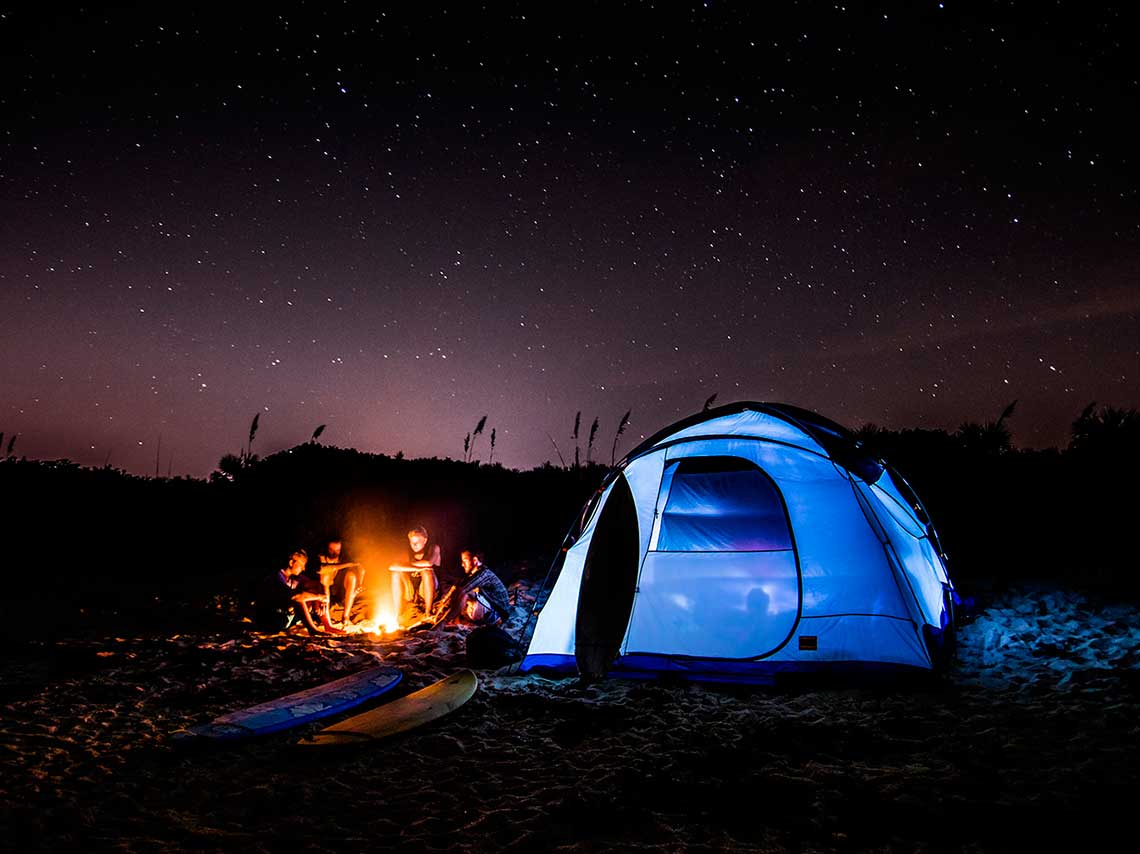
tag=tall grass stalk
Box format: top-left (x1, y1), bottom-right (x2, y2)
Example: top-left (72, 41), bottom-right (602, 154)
top-left (612, 409), bottom-right (631, 465)
top-left (586, 417), bottom-right (599, 464)
top-left (573, 411), bottom-right (581, 468)
top-left (246, 413), bottom-right (260, 462)
top-left (546, 432), bottom-right (567, 468)
top-left (469, 415), bottom-right (488, 462)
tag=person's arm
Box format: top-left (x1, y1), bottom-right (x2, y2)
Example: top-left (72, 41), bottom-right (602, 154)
top-left (318, 560), bottom-right (360, 577)
top-left (289, 595), bottom-right (324, 633)
top-left (409, 544), bottom-right (442, 572)
top-left (291, 591), bottom-right (326, 604)
top-left (317, 561), bottom-right (362, 595)
top-left (389, 549), bottom-right (438, 571)
top-left (389, 562), bottom-right (425, 572)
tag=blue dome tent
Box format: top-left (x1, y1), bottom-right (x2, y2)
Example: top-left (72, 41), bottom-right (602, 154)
top-left (520, 402), bottom-right (957, 683)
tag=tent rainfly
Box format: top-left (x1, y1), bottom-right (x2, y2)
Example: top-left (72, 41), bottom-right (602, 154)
top-left (520, 402), bottom-right (957, 683)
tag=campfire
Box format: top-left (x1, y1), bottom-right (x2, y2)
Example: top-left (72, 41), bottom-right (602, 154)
top-left (349, 604), bottom-right (401, 637)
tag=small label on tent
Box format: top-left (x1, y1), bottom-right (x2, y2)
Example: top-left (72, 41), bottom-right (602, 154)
top-left (798, 635), bottom-right (818, 651)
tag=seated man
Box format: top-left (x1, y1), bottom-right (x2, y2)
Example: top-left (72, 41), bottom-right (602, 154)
top-left (254, 549), bottom-right (337, 634)
top-left (456, 550), bottom-right (511, 626)
top-left (388, 525), bottom-right (441, 622)
top-left (313, 536), bottom-right (364, 628)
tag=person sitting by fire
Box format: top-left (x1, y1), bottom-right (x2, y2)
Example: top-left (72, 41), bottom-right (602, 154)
top-left (254, 548), bottom-right (341, 635)
top-left (312, 536), bottom-right (364, 628)
top-left (388, 525), bottom-right (443, 623)
top-left (455, 550), bottom-right (511, 626)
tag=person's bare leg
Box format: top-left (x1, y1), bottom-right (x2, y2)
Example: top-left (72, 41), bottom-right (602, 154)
top-left (390, 571), bottom-right (403, 617)
top-left (420, 569), bottom-right (437, 615)
top-left (342, 571), bottom-right (358, 627)
top-left (391, 571), bottom-right (414, 622)
top-left (296, 602), bottom-right (323, 634)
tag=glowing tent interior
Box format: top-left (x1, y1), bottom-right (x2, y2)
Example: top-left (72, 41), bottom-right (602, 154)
top-left (520, 402), bottom-right (958, 683)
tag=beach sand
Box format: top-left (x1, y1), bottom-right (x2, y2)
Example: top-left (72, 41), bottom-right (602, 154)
top-left (2, 581), bottom-right (1137, 852)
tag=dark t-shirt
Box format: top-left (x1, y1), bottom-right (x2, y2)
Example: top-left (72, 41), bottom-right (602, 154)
top-left (254, 570), bottom-right (300, 630)
top-left (407, 540), bottom-right (442, 576)
top-left (272, 568), bottom-right (300, 597)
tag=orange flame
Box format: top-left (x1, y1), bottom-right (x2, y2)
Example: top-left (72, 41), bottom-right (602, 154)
top-left (356, 604), bottom-right (401, 637)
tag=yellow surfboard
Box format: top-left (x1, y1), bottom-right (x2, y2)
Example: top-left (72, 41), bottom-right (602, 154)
top-left (298, 669), bottom-right (478, 746)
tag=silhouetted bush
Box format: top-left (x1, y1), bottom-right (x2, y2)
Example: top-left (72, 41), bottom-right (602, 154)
top-left (0, 449), bottom-right (609, 617)
top-left (856, 423), bottom-right (1139, 593)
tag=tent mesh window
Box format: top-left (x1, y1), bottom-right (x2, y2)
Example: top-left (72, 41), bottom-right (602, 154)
top-left (656, 456), bottom-right (793, 552)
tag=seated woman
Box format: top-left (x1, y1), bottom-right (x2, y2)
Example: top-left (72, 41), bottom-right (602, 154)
top-left (456, 550), bottom-right (511, 626)
top-left (388, 525), bottom-right (442, 623)
top-left (255, 549), bottom-right (342, 634)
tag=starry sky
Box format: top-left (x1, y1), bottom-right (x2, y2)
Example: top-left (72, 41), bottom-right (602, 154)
top-left (3, 3), bottom-right (1138, 477)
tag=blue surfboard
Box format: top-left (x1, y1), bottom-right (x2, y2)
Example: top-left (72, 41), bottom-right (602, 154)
top-left (180, 666), bottom-right (402, 740)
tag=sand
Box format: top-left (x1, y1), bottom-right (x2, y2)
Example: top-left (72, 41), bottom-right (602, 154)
top-left (2, 581), bottom-right (1138, 852)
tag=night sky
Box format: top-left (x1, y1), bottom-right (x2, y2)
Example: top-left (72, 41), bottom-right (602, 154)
top-left (3, 3), bottom-right (1137, 477)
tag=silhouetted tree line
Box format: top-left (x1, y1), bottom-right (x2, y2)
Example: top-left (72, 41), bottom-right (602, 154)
top-left (1, 402), bottom-right (1137, 629)
top-left (853, 403), bottom-right (1140, 592)
top-left (0, 445), bottom-right (609, 622)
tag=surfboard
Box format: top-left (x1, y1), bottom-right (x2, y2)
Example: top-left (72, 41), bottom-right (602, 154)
top-left (299, 669), bottom-right (478, 747)
top-left (179, 666), bottom-right (403, 740)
